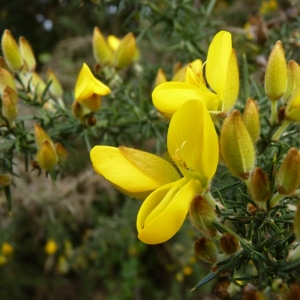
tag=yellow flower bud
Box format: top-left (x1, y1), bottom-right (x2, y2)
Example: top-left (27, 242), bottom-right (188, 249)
top-left (1, 29), bottom-right (23, 71)
top-left (294, 202), bottom-right (300, 242)
top-left (0, 254), bottom-right (7, 265)
top-left (72, 101), bottom-right (85, 120)
top-left (194, 236), bottom-right (218, 264)
top-left (0, 56), bottom-right (10, 71)
top-left (19, 36), bottom-right (36, 72)
top-left (277, 147), bottom-right (300, 195)
top-left (189, 194), bottom-right (217, 237)
top-left (34, 123), bottom-right (53, 149)
top-left (265, 41), bottom-right (287, 101)
top-left (1, 85), bottom-right (18, 122)
top-left (219, 232), bottom-right (240, 255)
top-left (45, 239), bottom-right (58, 255)
top-left (114, 32), bottom-right (136, 69)
top-left (154, 68), bottom-right (167, 88)
top-left (249, 167), bottom-right (270, 204)
top-left (220, 110), bottom-right (255, 180)
top-left (283, 60), bottom-right (300, 102)
top-left (57, 255), bottom-right (69, 274)
top-left (47, 69), bottom-right (63, 97)
top-left (93, 27), bottom-right (113, 66)
top-left (285, 86), bottom-right (300, 122)
top-left (54, 143), bottom-right (68, 164)
top-left (36, 140), bottom-right (58, 171)
top-left (31, 72), bottom-right (46, 97)
top-left (1, 242), bottom-right (14, 256)
top-left (242, 97), bottom-right (260, 144)
top-left (0, 67), bottom-right (16, 95)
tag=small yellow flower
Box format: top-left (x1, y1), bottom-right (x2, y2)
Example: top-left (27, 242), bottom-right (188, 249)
top-left (45, 239), bottom-right (58, 255)
top-left (1, 242), bottom-right (14, 256)
top-left (19, 36), bottom-right (36, 72)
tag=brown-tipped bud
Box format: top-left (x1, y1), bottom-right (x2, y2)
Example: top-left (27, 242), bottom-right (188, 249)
top-left (214, 280), bottom-right (241, 299)
top-left (249, 167), bottom-right (270, 203)
top-left (72, 101), bottom-right (85, 120)
top-left (30, 72), bottom-right (46, 97)
top-left (86, 115), bottom-right (97, 127)
top-left (189, 195), bottom-right (217, 237)
top-left (294, 202), bottom-right (300, 241)
top-left (242, 98), bottom-right (260, 144)
top-left (265, 41), bottom-right (287, 101)
top-left (19, 36), bottom-right (36, 72)
top-left (54, 143), bottom-right (68, 164)
top-left (2, 85), bottom-right (18, 122)
top-left (114, 32), bottom-right (136, 69)
top-left (0, 174), bottom-right (11, 186)
top-left (220, 232), bottom-right (240, 255)
top-left (1, 30), bottom-right (23, 72)
top-left (194, 236), bottom-right (218, 264)
top-left (285, 86), bottom-right (300, 122)
top-left (220, 110), bottom-right (255, 180)
top-left (0, 68), bottom-right (16, 95)
top-left (47, 69), bottom-right (63, 97)
top-left (80, 94), bottom-right (101, 112)
top-left (34, 124), bottom-right (53, 149)
top-left (36, 140), bottom-right (58, 171)
top-left (242, 291), bottom-right (266, 300)
top-left (277, 106), bottom-right (286, 122)
top-left (93, 27), bottom-right (113, 66)
top-left (283, 60), bottom-right (300, 102)
top-left (277, 147), bottom-right (300, 195)
top-left (154, 68), bottom-right (167, 88)
top-left (285, 284), bottom-right (300, 300)
top-left (0, 56), bottom-right (10, 71)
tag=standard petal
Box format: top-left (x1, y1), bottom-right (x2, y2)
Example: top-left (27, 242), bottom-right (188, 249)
top-left (152, 82), bottom-right (219, 118)
top-left (206, 31), bottom-right (232, 97)
top-left (167, 100), bottom-right (219, 184)
top-left (90, 146), bottom-right (180, 194)
top-left (137, 178), bottom-right (202, 244)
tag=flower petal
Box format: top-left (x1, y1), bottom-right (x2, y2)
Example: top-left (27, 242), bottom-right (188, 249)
top-left (137, 178), bottom-right (202, 244)
top-left (90, 146), bottom-right (180, 195)
top-left (206, 31), bottom-right (232, 97)
top-left (152, 82), bottom-right (219, 118)
top-left (167, 99), bottom-right (219, 184)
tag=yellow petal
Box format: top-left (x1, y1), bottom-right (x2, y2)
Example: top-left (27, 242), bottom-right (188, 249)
top-left (90, 146), bottom-right (180, 194)
top-left (206, 31), bottom-right (232, 97)
top-left (74, 63), bottom-right (110, 101)
top-left (114, 33), bottom-right (136, 69)
top-left (167, 99), bottom-right (219, 185)
top-left (107, 35), bottom-right (120, 51)
top-left (19, 36), bottom-right (36, 72)
top-left (137, 178), bottom-right (201, 244)
top-left (93, 27), bottom-right (113, 66)
top-left (152, 82), bottom-right (219, 118)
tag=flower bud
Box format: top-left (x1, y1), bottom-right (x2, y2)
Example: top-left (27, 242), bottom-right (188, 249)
top-left (277, 147), bottom-right (300, 195)
top-left (54, 143), bottom-right (68, 164)
top-left (93, 27), bottom-right (113, 66)
top-left (189, 194), bottom-right (217, 237)
top-left (294, 201), bottom-right (300, 241)
top-left (194, 236), bottom-right (218, 263)
top-left (220, 110), bottom-right (255, 180)
top-left (0, 67), bottom-right (16, 95)
top-left (107, 34), bottom-right (120, 51)
top-left (1, 242), bottom-right (14, 256)
top-left (114, 32), bottom-right (136, 69)
top-left (19, 36), bottom-right (36, 72)
top-left (283, 60), bottom-right (300, 102)
top-left (1, 29), bottom-right (23, 71)
top-left (47, 69), bottom-right (63, 97)
top-left (86, 115), bottom-right (97, 127)
top-left (72, 101), bottom-right (85, 120)
top-left (45, 239), bottom-right (58, 255)
top-left (154, 68), bottom-right (167, 88)
top-left (0, 174), bottom-right (11, 186)
top-left (285, 86), bottom-right (300, 122)
top-left (220, 232), bottom-right (240, 255)
top-left (264, 41), bottom-right (287, 101)
top-left (214, 280), bottom-right (241, 299)
top-left (1, 85), bottom-right (18, 122)
top-left (31, 72), bottom-right (46, 97)
top-left (36, 140), bottom-right (58, 171)
top-left (80, 94), bottom-right (101, 112)
top-left (242, 98), bottom-right (260, 144)
top-left (249, 167), bottom-right (270, 204)
top-left (0, 56), bottom-right (10, 71)
top-left (34, 123), bottom-right (53, 149)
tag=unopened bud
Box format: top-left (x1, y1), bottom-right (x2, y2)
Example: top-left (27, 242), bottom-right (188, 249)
top-left (114, 32), bottom-right (136, 69)
top-left (34, 124), bottom-right (53, 149)
top-left (93, 27), bottom-right (113, 66)
top-left (285, 86), bottom-right (300, 122)
top-left (19, 36), bottom-right (36, 72)
top-left (154, 68), bottom-right (167, 88)
top-left (36, 140), bottom-right (58, 171)
top-left (220, 110), bottom-right (255, 180)
top-left (0, 67), bottom-right (16, 95)
top-left (189, 194), bottom-right (217, 237)
top-left (72, 101), bottom-right (85, 120)
top-left (283, 60), bottom-right (300, 102)
top-left (242, 98), bottom-right (260, 144)
top-left (220, 232), bottom-right (240, 255)
top-left (31, 72), bottom-right (46, 97)
top-left (2, 85), bottom-right (18, 122)
top-left (54, 143), bottom-right (68, 164)
top-left (1, 29), bottom-right (23, 71)
top-left (194, 236), bottom-right (218, 263)
top-left (249, 167), bottom-right (270, 204)
top-left (86, 115), bottom-right (97, 126)
top-left (0, 174), bottom-right (11, 186)
top-left (277, 147), bottom-right (300, 195)
top-left (80, 94), bottom-right (101, 112)
top-left (265, 41), bottom-right (287, 101)
top-left (47, 69), bottom-right (63, 97)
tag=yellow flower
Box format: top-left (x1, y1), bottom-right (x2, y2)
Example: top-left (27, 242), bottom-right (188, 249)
top-left (90, 100), bottom-right (218, 244)
top-left (152, 31), bottom-right (239, 118)
top-left (1, 242), bottom-right (14, 256)
top-left (45, 239), bottom-right (58, 255)
top-left (74, 63), bottom-right (110, 103)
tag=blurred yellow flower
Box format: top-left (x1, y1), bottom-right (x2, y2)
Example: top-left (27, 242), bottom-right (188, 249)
top-left (1, 242), bottom-right (14, 256)
top-left (45, 239), bottom-right (58, 255)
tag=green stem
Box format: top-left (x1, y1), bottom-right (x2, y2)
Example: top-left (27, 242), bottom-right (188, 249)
top-left (271, 119), bottom-right (291, 141)
top-left (269, 191), bottom-right (285, 207)
top-left (270, 100), bottom-right (277, 126)
top-left (203, 191), bottom-right (217, 208)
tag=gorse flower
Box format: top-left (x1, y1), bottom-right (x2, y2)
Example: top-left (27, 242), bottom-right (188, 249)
top-left (152, 31), bottom-right (239, 118)
top-left (90, 100), bottom-right (219, 244)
